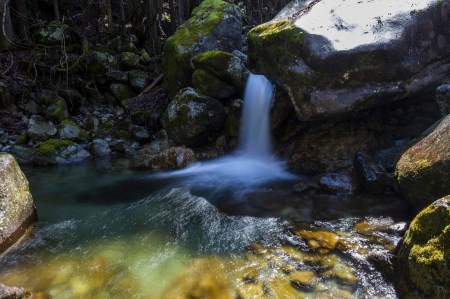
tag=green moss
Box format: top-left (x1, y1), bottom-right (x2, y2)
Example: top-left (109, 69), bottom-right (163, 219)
top-left (46, 97), bottom-right (68, 124)
top-left (100, 120), bottom-right (114, 130)
top-left (192, 50), bottom-right (233, 73)
top-left (15, 133), bottom-right (29, 145)
top-left (36, 139), bottom-right (75, 155)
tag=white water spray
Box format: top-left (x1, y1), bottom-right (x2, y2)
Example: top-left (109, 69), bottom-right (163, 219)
top-left (156, 73), bottom-right (296, 193)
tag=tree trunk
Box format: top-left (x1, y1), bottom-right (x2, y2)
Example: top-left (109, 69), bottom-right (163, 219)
top-left (0, 0), bottom-right (14, 49)
top-left (53, 0), bottom-right (60, 21)
top-left (105, 0), bottom-right (113, 30)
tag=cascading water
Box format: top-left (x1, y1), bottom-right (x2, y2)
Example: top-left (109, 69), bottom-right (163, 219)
top-left (157, 73), bottom-right (296, 194)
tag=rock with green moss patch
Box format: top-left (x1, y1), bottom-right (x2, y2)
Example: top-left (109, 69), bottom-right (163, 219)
top-left (248, 1), bottom-right (450, 121)
top-left (395, 196), bottom-right (450, 299)
top-left (120, 52), bottom-right (141, 69)
top-left (128, 71), bottom-right (150, 91)
top-left (45, 97), bottom-right (69, 124)
top-left (110, 83), bottom-right (136, 101)
top-left (161, 88), bottom-right (226, 147)
top-left (162, 0), bottom-right (242, 98)
top-left (59, 119), bottom-right (87, 143)
top-left (395, 115), bottom-right (450, 211)
top-left (192, 69), bottom-right (236, 100)
top-left (33, 139), bottom-right (89, 166)
top-left (90, 51), bottom-right (118, 83)
top-left (27, 116), bottom-right (57, 141)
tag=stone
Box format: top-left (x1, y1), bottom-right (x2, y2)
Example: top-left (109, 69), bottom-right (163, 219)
top-left (0, 132), bottom-right (8, 144)
top-left (27, 116), bottom-right (57, 141)
top-left (110, 83), bottom-right (136, 102)
top-left (109, 139), bottom-right (129, 154)
top-left (24, 100), bottom-right (41, 115)
top-left (161, 88), bottom-right (226, 147)
top-left (36, 22), bottom-right (70, 46)
top-left (90, 51), bottom-right (118, 82)
top-left (395, 196), bottom-right (450, 299)
top-left (106, 69), bottom-right (129, 83)
top-left (354, 152), bottom-right (387, 194)
top-left (322, 262), bottom-right (358, 287)
top-left (128, 71), bottom-right (150, 91)
top-left (192, 69), bottom-right (236, 100)
top-left (134, 146), bottom-right (196, 170)
top-left (0, 283), bottom-right (31, 299)
top-left (89, 139), bottom-right (111, 157)
top-left (45, 97), bottom-right (69, 124)
top-left (130, 125), bottom-right (150, 143)
top-left (295, 230), bottom-right (339, 254)
top-left (223, 99), bottom-right (243, 138)
top-left (59, 119), bottom-right (87, 143)
top-left (55, 145), bottom-right (91, 164)
top-left (395, 115), bottom-right (450, 211)
top-left (162, 0), bottom-right (242, 98)
top-left (8, 146), bottom-right (34, 165)
top-left (0, 153), bottom-right (37, 253)
top-left (120, 52), bottom-right (141, 69)
top-left (121, 90), bottom-right (167, 126)
top-left (32, 139), bottom-right (81, 166)
top-left (289, 271), bottom-right (317, 291)
top-left (436, 84), bottom-right (450, 116)
top-left (318, 172), bottom-right (359, 194)
top-left (248, 0), bottom-right (450, 121)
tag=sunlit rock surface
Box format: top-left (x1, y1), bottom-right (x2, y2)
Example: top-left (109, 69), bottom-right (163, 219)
top-left (248, 0), bottom-right (450, 121)
top-left (0, 153), bottom-right (36, 253)
top-left (395, 196), bottom-right (450, 299)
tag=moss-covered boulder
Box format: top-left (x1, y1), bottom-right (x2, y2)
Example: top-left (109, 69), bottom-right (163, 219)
top-left (395, 115), bottom-right (450, 211)
top-left (109, 83), bottom-right (136, 101)
top-left (45, 97), bottom-right (69, 124)
top-left (162, 0), bottom-right (242, 98)
top-left (395, 196), bottom-right (450, 299)
top-left (33, 139), bottom-right (90, 166)
top-left (120, 52), bottom-right (141, 69)
top-left (89, 51), bottom-right (118, 82)
top-left (248, 1), bottom-right (450, 121)
top-left (192, 50), bottom-right (249, 93)
top-left (192, 69), bottom-right (236, 100)
top-left (27, 116), bottom-right (58, 142)
top-left (0, 153), bottom-right (37, 253)
top-left (161, 88), bottom-right (226, 147)
top-left (59, 119), bottom-right (87, 143)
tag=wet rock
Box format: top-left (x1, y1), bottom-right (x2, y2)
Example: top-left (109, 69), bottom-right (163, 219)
top-left (161, 88), bottom-right (226, 147)
top-left (134, 146), bottom-right (196, 170)
top-left (192, 69), bottom-right (236, 100)
top-left (0, 283), bottom-right (32, 299)
top-left (436, 84), bottom-right (450, 116)
top-left (395, 196), bottom-right (450, 299)
top-left (318, 172), bottom-right (359, 194)
top-left (162, 0), bottom-right (242, 98)
top-left (248, 0), bottom-right (450, 121)
top-left (223, 99), bottom-right (243, 138)
top-left (130, 125), bottom-right (150, 143)
top-left (295, 230), bottom-right (339, 254)
top-left (27, 116), bottom-right (57, 141)
top-left (120, 52), bottom-right (141, 69)
top-left (354, 152), bottom-right (387, 194)
top-left (322, 262), bottom-right (358, 287)
top-left (395, 115), bottom-right (450, 210)
top-left (59, 119), bottom-right (87, 143)
top-left (128, 71), bottom-right (150, 91)
top-left (89, 139), bottom-right (111, 157)
top-left (289, 271), bottom-right (317, 291)
top-left (45, 97), bottom-right (69, 124)
top-left (109, 83), bottom-right (136, 101)
top-left (0, 153), bottom-right (37, 253)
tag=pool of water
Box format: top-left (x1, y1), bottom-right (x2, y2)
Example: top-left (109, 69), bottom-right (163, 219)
top-left (0, 159), bottom-right (412, 298)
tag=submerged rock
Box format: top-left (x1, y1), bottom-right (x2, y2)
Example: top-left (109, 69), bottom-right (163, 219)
top-left (395, 115), bottom-right (450, 211)
top-left (162, 0), bottom-right (242, 98)
top-left (0, 283), bottom-right (31, 299)
top-left (395, 196), bottom-right (450, 299)
top-left (0, 153), bottom-right (37, 253)
top-left (248, 0), bottom-right (450, 121)
top-left (161, 88), bottom-right (226, 147)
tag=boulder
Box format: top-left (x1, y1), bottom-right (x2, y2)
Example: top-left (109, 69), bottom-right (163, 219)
top-left (59, 119), bottom-right (88, 143)
top-left (354, 151), bottom-right (387, 194)
top-left (130, 125), bottom-right (150, 143)
top-left (248, 0), bottom-right (450, 121)
top-left (36, 22), bottom-right (70, 46)
top-left (162, 0), bottom-right (242, 98)
top-left (395, 115), bottom-right (450, 211)
top-left (33, 139), bottom-right (90, 166)
top-left (110, 83), bottom-right (136, 101)
top-left (161, 88), bottom-right (226, 147)
top-left (436, 84), bottom-right (450, 116)
top-left (27, 116), bottom-right (57, 141)
top-left (192, 69), bottom-right (236, 100)
top-left (0, 153), bottom-right (37, 253)
top-left (134, 146), bottom-right (196, 170)
top-left (395, 196), bottom-right (450, 299)
top-left (89, 139), bottom-right (111, 157)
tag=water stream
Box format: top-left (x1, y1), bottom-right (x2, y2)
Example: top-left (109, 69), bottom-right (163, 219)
top-left (0, 74), bottom-right (411, 298)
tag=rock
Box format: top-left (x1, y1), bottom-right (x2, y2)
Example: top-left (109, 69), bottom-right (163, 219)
top-left (128, 71), bottom-right (150, 91)
top-left (373, 140), bottom-right (409, 172)
top-left (0, 283), bottom-right (31, 299)
top-left (192, 69), bottom-right (236, 100)
top-left (248, 0), bottom-right (450, 121)
top-left (162, 0), bottom-right (242, 98)
top-left (59, 119), bottom-right (87, 143)
top-left (395, 115), bottom-right (450, 211)
top-left (294, 230), bottom-right (339, 254)
top-left (109, 83), bottom-right (136, 101)
top-left (223, 99), bottom-right (243, 138)
top-left (8, 146), bottom-right (34, 165)
top-left (130, 125), bottom-right (150, 143)
top-left (24, 100), bottom-right (41, 115)
top-left (36, 22), bottom-right (70, 46)
top-left (161, 88), bottom-right (226, 147)
top-left (0, 153), bottom-right (37, 253)
top-left (109, 139), bottom-right (129, 154)
top-left (395, 196), bottom-right (450, 299)
top-left (318, 172), bottom-right (359, 194)
top-left (27, 116), bottom-right (57, 141)
top-left (354, 152), bottom-right (387, 194)
top-left (0, 132), bottom-right (8, 144)
top-left (32, 139), bottom-right (87, 166)
top-left (89, 139), bottom-right (111, 157)
top-left (106, 69), bottom-right (129, 83)
top-left (59, 89), bottom-right (85, 113)
top-left (120, 52), bottom-right (141, 69)
top-left (436, 84), bottom-right (450, 116)
top-left (121, 89), bottom-right (167, 126)
top-left (289, 271), bottom-right (317, 291)
top-left (55, 144), bottom-right (91, 164)
top-left (45, 97), bottom-right (69, 124)
top-left (90, 51), bottom-right (118, 82)
top-left (322, 262), bottom-right (358, 287)
top-left (134, 146), bottom-right (196, 170)
top-left (192, 50), bottom-right (249, 93)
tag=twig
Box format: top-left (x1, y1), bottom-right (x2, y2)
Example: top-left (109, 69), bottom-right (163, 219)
top-left (1, 50), bottom-right (13, 76)
top-left (138, 73), bottom-right (163, 96)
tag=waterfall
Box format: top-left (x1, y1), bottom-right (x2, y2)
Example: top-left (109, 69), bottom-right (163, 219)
top-left (239, 74), bottom-right (273, 158)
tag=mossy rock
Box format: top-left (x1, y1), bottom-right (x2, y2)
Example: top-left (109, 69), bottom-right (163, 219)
top-left (128, 71), bottom-right (150, 90)
top-left (192, 69), bottom-right (236, 100)
top-left (35, 139), bottom-right (76, 156)
top-left (36, 22), bottom-right (70, 46)
top-left (395, 196), bottom-right (450, 298)
top-left (395, 115), bottom-right (450, 211)
top-left (89, 51), bottom-right (118, 82)
top-left (161, 88), bottom-right (226, 147)
top-left (120, 52), bottom-right (141, 69)
top-left (162, 0), bottom-right (242, 98)
top-left (45, 97), bottom-right (69, 124)
top-left (59, 119), bottom-right (87, 143)
top-left (109, 83), bottom-right (136, 102)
